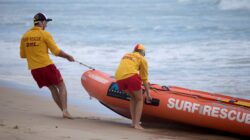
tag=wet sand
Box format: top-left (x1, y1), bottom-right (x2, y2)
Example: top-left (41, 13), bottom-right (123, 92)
top-left (0, 84), bottom-right (243, 140)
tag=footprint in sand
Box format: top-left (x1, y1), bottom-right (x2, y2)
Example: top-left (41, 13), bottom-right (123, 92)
top-left (0, 123), bottom-right (5, 127)
top-left (13, 125), bottom-right (19, 129)
top-left (60, 136), bottom-right (71, 139)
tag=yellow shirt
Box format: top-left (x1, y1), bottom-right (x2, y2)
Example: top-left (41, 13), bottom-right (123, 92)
top-left (20, 26), bottom-right (61, 70)
top-left (115, 52), bottom-right (148, 83)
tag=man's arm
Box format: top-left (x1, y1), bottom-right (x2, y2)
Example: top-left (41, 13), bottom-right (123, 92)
top-left (143, 81), bottom-right (150, 96)
top-left (43, 31), bottom-right (74, 62)
top-left (140, 58), bottom-right (152, 101)
top-left (57, 50), bottom-right (75, 62)
top-left (20, 39), bottom-right (26, 58)
top-left (143, 81), bottom-right (152, 102)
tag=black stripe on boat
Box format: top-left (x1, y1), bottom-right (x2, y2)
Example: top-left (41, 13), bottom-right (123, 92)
top-left (107, 82), bottom-right (130, 101)
top-left (107, 82), bottom-right (160, 106)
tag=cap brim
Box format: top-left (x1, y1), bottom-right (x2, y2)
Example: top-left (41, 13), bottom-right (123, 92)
top-left (46, 18), bottom-right (52, 22)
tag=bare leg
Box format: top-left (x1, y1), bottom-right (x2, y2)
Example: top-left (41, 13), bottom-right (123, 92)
top-left (131, 89), bottom-right (144, 129)
top-left (48, 85), bottom-right (63, 111)
top-left (124, 90), bottom-right (136, 127)
top-left (130, 96), bottom-right (136, 127)
top-left (56, 81), bottom-right (72, 119)
top-left (126, 89), bottom-right (144, 129)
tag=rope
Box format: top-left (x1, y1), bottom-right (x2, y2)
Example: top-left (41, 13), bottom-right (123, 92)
top-left (48, 52), bottom-right (95, 70)
top-left (75, 60), bottom-right (95, 70)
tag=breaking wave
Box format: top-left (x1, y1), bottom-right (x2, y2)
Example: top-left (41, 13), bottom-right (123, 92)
top-left (218, 0), bottom-right (250, 11)
top-left (178, 0), bottom-right (250, 11)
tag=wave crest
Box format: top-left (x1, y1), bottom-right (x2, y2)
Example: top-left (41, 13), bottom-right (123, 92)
top-left (218, 0), bottom-right (250, 11)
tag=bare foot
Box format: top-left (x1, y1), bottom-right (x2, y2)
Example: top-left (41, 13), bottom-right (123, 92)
top-left (134, 124), bottom-right (144, 130)
top-left (131, 124), bottom-right (135, 128)
top-left (63, 111), bottom-right (73, 119)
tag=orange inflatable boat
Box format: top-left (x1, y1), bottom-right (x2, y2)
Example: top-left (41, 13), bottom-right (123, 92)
top-left (81, 69), bottom-right (250, 136)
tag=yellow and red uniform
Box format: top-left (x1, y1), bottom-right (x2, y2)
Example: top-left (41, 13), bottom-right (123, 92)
top-left (20, 26), bottom-right (62, 88)
top-left (20, 26), bottom-right (60, 70)
top-left (115, 52), bottom-right (148, 83)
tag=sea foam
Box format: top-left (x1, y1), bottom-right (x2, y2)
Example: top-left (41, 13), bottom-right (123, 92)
top-left (218, 0), bottom-right (250, 11)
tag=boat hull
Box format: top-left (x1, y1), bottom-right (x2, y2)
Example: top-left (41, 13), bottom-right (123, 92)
top-left (81, 70), bottom-right (250, 136)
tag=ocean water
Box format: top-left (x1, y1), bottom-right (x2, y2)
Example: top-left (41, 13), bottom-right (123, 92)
top-left (0, 0), bottom-right (250, 109)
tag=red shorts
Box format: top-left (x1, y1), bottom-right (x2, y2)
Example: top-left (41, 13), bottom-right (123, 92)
top-left (116, 74), bottom-right (142, 92)
top-left (31, 64), bottom-right (63, 88)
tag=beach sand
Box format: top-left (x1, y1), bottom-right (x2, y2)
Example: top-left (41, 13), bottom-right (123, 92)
top-left (0, 85), bottom-right (242, 140)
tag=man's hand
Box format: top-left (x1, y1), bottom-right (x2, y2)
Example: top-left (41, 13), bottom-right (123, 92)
top-left (67, 55), bottom-right (75, 62)
top-left (145, 94), bottom-right (152, 103)
top-left (58, 50), bottom-right (75, 62)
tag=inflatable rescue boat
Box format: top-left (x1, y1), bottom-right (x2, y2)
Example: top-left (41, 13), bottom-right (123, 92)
top-left (81, 69), bottom-right (250, 136)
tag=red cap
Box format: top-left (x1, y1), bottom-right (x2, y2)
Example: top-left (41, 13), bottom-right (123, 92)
top-left (134, 44), bottom-right (145, 51)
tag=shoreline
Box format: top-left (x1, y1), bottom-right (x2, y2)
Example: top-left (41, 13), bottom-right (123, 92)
top-left (0, 79), bottom-right (243, 140)
top-left (0, 78), bottom-right (122, 118)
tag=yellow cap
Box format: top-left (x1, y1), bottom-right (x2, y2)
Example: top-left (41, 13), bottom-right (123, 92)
top-left (134, 44), bottom-right (145, 51)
